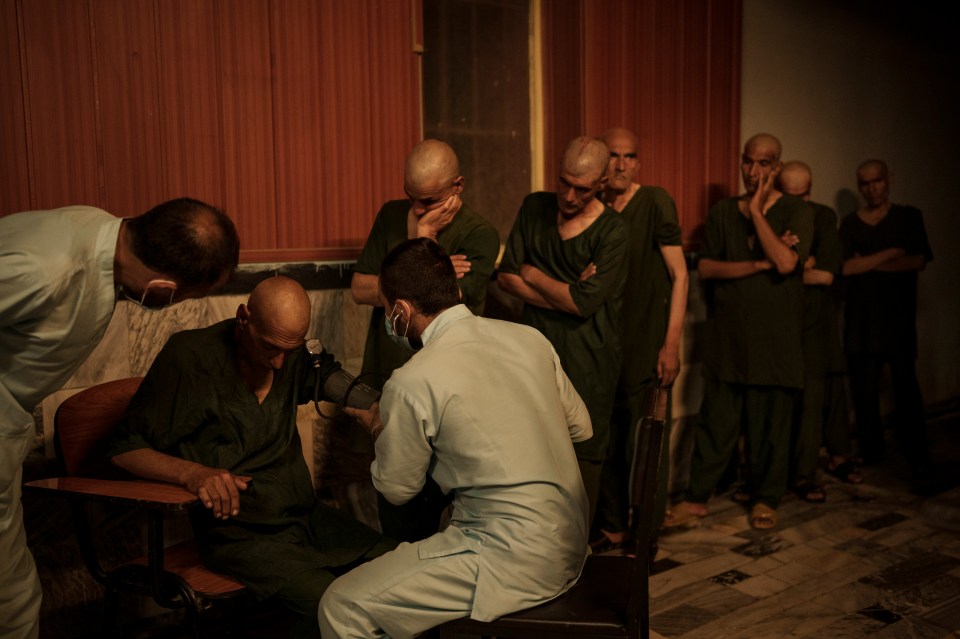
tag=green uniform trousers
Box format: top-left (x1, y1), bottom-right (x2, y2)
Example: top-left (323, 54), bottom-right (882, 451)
top-left (688, 380), bottom-right (795, 509)
top-left (792, 374), bottom-right (851, 485)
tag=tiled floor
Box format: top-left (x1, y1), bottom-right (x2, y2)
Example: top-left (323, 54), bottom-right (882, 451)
top-left (40, 411), bottom-right (960, 638)
top-left (647, 410), bottom-right (960, 639)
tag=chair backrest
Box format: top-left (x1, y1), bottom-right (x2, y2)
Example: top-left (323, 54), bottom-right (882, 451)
top-left (625, 385), bottom-right (667, 638)
top-left (55, 377), bottom-right (144, 478)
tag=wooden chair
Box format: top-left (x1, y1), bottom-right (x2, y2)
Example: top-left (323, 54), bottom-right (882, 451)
top-left (24, 377), bottom-right (247, 638)
top-left (436, 386), bottom-right (668, 639)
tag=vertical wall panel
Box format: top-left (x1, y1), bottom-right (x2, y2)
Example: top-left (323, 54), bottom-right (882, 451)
top-left (0, 0), bottom-right (30, 212)
top-left (216, 0), bottom-right (277, 249)
top-left (541, 0), bottom-right (585, 185)
top-left (155, 0), bottom-right (224, 207)
top-left (20, 0), bottom-right (101, 209)
top-left (545, 0), bottom-right (742, 247)
top-left (92, 0), bottom-right (164, 216)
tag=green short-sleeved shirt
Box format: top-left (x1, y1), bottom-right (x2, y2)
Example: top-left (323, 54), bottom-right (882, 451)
top-left (802, 202), bottom-right (844, 378)
top-left (106, 320), bottom-right (384, 598)
top-left (839, 204), bottom-right (933, 358)
top-left (355, 200), bottom-right (500, 386)
top-left (617, 186), bottom-right (683, 393)
top-left (701, 195), bottom-right (813, 389)
top-left (499, 192), bottom-right (628, 460)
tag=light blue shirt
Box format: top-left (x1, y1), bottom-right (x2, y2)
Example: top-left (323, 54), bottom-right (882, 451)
top-left (373, 304), bottom-right (592, 621)
top-left (0, 207), bottom-right (120, 436)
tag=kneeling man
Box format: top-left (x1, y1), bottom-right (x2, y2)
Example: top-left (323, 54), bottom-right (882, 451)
top-left (319, 238), bottom-right (593, 638)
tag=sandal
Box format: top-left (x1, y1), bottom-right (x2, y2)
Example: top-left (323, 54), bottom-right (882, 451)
top-left (792, 482), bottom-right (826, 503)
top-left (731, 485), bottom-right (751, 504)
top-left (663, 501), bottom-right (707, 528)
top-left (826, 459), bottom-right (864, 484)
top-left (750, 503), bottom-right (778, 530)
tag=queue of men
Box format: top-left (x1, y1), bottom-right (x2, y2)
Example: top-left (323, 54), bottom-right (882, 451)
top-left (0, 133), bottom-right (934, 638)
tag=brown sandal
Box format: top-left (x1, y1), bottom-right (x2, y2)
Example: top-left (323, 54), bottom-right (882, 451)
top-left (750, 503), bottom-right (778, 530)
top-left (663, 501), bottom-right (707, 528)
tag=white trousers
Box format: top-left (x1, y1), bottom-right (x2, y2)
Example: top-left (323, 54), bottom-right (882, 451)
top-left (318, 539), bottom-right (478, 639)
top-left (1, 433), bottom-right (41, 639)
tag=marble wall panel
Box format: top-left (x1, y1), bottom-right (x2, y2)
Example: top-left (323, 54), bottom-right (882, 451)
top-left (62, 303), bottom-right (132, 389)
top-left (127, 297), bottom-right (212, 376)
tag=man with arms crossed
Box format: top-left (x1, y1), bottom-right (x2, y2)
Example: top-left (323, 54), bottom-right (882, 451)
top-left (780, 161), bottom-right (860, 503)
top-left (319, 238), bottom-right (592, 638)
top-left (839, 159), bottom-right (933, 487)
top-left (498, 136), bottom-right (628, 519)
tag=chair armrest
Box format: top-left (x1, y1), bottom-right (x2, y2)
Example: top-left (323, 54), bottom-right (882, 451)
top-left (24, 477), bottom-right (199, 511)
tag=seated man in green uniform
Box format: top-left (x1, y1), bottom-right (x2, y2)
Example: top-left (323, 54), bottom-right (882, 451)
top-left (780, 161), bottom-right (860, 503)
top-left (498, 136), bottom-right (629, 520)
top-left (665, 133), bottom-right (812, 530)
top-left (592, 127), bottom-right (689, 551)
top-left (107, 276), bottom-right (394, 637)
top-left (351, 139), bottom-right (500, 543)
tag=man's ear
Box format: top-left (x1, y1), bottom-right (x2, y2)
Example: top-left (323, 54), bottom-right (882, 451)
top-left (453, 176), bottom-right (465, 194)
top-left (236, 304), bottom-right (250, 325)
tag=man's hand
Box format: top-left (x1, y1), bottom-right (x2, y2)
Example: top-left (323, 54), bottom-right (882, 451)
top-left (749, 168), bottom-right (781, 218)
top-left (657, 343), bottom-right (681, 388)
top-left (415, 193), bottom-right (462, 240)
top-left (344, 402), bottom-right (384, 441)
top-left (578, 262), bottom-right (597, 282)
top-left (184, 466), bottom-right (252, 520)
top-left (804, 255), bottom-right (816, 270)
top-left (450, 254), bottom-right (471, 279)
top-left (780, 229), bottom-right (799, 249)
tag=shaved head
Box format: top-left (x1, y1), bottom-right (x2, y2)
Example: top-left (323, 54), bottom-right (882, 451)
top-left (561, 136), bottom-right (609, 182)
top-left (743, 133), bottom-right (782, 160)
top-left (780, 161), bottom-right (812, 201)
top-left (247, 276), bottom-right (311, 341)
top-left (600, 127), bottom-right (639, 150)
top-left (857, 159), bottom-right (889, 179)
top-left (404, 139), bottom-right (461, 190)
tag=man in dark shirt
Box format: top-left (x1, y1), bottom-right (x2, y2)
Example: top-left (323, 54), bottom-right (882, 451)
top-left (498, 136), bottom-right (628, 520)
top-left (665, 134), bottom-right (812, 530)
top-left (839, 159), bottom-right (933, 482)
top-left (108, 276), bottom-right (393, 637)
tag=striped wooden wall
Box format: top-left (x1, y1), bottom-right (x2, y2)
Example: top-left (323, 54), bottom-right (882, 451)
top-left (542, 0), bottom-right (742, 248)
top-left (0, 0), bottom-right (421, 261)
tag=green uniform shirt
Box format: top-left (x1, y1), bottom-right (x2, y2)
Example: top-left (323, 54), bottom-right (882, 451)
top-left (617, 186), bottom-right (682, 393)
top-left (355, 200), bottom-right (500, 386)
top-left (107, 320), bottom-right (384, 598)
top-left (839, 204), bottom-right (933, 358)
top-left (701, 195), bottom-right (813, 389)
top-left (499, 192), bottom-right (628, 460)
top-left (802, 202), bottom-right (844, 378)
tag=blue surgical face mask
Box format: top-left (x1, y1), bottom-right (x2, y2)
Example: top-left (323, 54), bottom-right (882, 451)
top-left (385, 302), bottom-right (414, 351)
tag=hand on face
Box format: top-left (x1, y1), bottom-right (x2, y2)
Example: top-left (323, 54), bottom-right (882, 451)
top-left (749, 166), bottom-right (781, 217)
top-left (416, 192), bottom-right (462, 240)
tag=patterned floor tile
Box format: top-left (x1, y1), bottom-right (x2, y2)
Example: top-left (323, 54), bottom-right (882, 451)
top-left (860, 552), bottom-right (960, 592)
top-left (858, 512), bottom-right (911, 531)
top-left (708, 569), bottom-right (751, 586)
top-left (650, 603), bottom-right (719, 638)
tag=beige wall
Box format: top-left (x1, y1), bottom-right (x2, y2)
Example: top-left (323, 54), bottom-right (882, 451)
top-left (741, 0), bottom-right (960, 404)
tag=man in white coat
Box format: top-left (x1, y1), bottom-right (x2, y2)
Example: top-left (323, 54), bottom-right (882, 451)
top-left (318, 238), bottom-right (592, 638)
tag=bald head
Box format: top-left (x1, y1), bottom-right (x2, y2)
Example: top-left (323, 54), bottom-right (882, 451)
top-left (404, 139), bottom-right (461, 190)
top-left (744, 133), bottom-right (782, 161)
top-left (561, 136), bottom-right (609, 182)
top-left (856, 159), bottom-right (891, 209)
top-left (780, 161), bottom-right (812, 201)
top-left (247, 276), bottom-right (311, 340)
